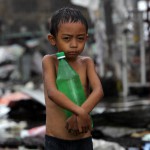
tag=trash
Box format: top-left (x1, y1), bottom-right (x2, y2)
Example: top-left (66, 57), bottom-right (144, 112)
top-left (0, 119), bottom-right (27, 139)
top-left (20, 88), bottom-right (45, 106)
top-left (6, 97), bottom-right (45, 130)
top-left (92, 139), bottom-right (125, 150)
top-left (25, 39), bottom-right (39, 48)
top-left (127, 147), bottom-right (140, 150)
top-left (22, 136), bottom-right (45, 149)
top-left (143, 143), bottom-right (150, 150)
top-left (0, 105), bottom-right (10, 118)
top-left (0, 65), bottom-right (15, 80)
top-left (95, 126), bottom-right (145, 138)
top-left (20, 125), bottom-right (45, 138)
top-left (142, 134), bottom-right (150, 141)
top-left (0, 137), bottom-right (22, 149)
top-left (0, 92), bottom-right (31, 106)
top-left (131, 131), bottom-right (150, 138)
top-left (0, 44), bottom-right (24, 64)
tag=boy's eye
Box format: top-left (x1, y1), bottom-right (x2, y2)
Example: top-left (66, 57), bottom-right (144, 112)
top-left (62, 37), bottom-right (70, 41)
top-left (62, 36), bottom-right (85, 42)
top-left (78, 37), bottom-right (85, 41)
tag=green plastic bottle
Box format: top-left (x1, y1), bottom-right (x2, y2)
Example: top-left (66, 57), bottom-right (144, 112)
top-left (56, 52), bottom-right (86, 118)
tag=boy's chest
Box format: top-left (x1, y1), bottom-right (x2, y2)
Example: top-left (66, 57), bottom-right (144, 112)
top-left (70, 62), bottom-right (87, 85)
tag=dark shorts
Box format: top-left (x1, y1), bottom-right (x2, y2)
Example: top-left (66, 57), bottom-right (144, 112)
top-left (45, 135), bottom-right (93, 150)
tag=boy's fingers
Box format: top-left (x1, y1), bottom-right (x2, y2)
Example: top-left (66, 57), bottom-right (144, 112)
top-left (78, 125), bottom-right (82, 133)
top-left (68, 129), bottom-right (73, 133)
top-left (65, 122), bottom-right (69, 130)
top-left (69, 130), bottom-right (80, 136)
top-left (82, 126), bottom-right (89, 133)
top-left (73, 130), bottom-right (80, 136)
top-left (77, 119), bottom-right (82, 132)
top-left (82, 127), bottom-right (86, 133)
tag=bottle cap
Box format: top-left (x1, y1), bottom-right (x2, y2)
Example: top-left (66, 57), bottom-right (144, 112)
top-left (56, 52), bottom-right (65, 59)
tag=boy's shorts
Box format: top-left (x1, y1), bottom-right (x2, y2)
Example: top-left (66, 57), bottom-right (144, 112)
top-left (45, 135), bottom-right (93, 150)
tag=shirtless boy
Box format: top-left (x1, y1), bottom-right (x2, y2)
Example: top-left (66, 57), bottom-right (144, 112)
top-left (42, 7), bottom-right (103, 150)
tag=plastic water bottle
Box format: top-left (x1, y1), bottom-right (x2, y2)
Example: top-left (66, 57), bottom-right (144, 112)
top-left (56, 52), bottom-right (86, 117)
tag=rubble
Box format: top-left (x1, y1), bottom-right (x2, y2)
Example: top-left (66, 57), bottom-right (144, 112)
top-left (0, 39), bottom-right (149, 150)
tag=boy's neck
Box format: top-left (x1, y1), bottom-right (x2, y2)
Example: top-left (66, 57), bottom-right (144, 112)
top-left (66, 56), bottom-right (78, 63)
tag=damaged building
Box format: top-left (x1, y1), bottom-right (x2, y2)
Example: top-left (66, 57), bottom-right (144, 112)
top-left (0, 0), bottom-right (150, 149)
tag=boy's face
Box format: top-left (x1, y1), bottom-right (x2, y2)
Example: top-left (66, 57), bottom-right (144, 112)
top-left (49, 22), bottom-right (88, 59)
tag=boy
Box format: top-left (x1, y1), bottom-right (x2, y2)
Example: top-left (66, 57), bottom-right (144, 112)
top-left (42, 7), bottom-right (103, 150)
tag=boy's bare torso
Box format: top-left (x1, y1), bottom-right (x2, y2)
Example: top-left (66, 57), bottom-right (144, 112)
top-left (43, 54), bottom-right (92, 140)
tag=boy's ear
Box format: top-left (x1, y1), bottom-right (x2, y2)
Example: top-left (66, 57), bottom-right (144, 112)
top-left (86, 34), bottom-right (89, 41)
top-left (48, 34), bottom-right (56, 46)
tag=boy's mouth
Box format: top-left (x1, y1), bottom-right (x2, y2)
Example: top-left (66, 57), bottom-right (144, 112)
top-left (67, 51), bottom-right (79, 56)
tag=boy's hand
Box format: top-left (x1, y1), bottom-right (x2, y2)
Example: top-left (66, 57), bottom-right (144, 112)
top-left (65, 114), bottom-right (80, 136)
top-left (77, 108), bottom-right (92, 133)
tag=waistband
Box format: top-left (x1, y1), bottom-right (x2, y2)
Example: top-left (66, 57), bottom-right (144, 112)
top-left (45, 134), bottom-right (92, 143)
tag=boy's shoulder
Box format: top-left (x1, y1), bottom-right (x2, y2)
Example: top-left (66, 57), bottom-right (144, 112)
top-left (79, 55), bottom-right (94, 64)
top-left (43, 54), bottom-right (56, 59)
top-left (42, 54), bottom-right (57, 67)
top-left (42, 54), bottom-right (56, 61)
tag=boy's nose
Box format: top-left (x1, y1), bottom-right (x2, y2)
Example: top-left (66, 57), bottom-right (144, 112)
top-left (70, 39), bottom-right (77, 47)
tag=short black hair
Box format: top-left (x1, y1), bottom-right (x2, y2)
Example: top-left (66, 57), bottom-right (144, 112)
top-left (49, 7), bottom-right (88, 37)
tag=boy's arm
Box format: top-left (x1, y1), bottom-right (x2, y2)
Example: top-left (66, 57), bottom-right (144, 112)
top-left (42, 55), bottom-right (90, 125)
top-left (66, 57), bottom-right (103, 134)
top-left (81, 57), bottom-right (104, 113)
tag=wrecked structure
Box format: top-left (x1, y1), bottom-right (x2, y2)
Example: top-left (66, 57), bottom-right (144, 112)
top-left (0, 43), bottom-right (149, 150)
top-left (0, 0), bottom-right (150, 149)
